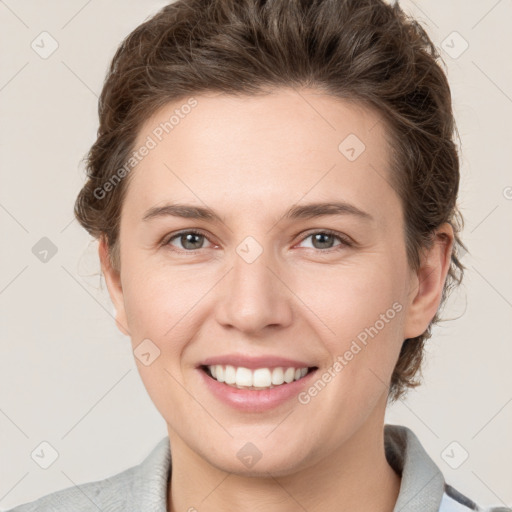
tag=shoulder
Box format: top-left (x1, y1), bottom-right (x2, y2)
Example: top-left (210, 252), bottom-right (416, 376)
top-left (5, 464), bottom-right (139, 512)
top-left (440, 484), bottom-right (511, 512)
top-left (5, 437), bottom-right (171, 512)
top-left (384, 424), bottom-right (511, 512)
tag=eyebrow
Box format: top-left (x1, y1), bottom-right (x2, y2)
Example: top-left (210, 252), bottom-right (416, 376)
top-left (142, 201), bottom-right (374, 223)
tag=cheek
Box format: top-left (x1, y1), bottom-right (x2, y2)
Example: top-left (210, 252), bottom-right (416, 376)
top-left (120, 266), bottom-right (207, 409)
top-left (122, 257), bottom-right (175, 314)
top-left (294, 259), bottom-right (406, 384)
top-left (121, 263), bottom-right (214, 350)
top-left (294, 258), bottom-right (403, 335)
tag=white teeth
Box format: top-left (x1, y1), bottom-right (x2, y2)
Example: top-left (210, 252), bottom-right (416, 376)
top-left (253, 368), bottom-right (272, 388)
top-left (271, 367), bottom-right (284, 385)
top-left (206, 365), bottom-right (311, 389)
top-left (236, 367), bottom-right (253, 387)
top-left (284, 367), bottom-right (295, 383)
top-left (224, 365), bottom-right (236, 385)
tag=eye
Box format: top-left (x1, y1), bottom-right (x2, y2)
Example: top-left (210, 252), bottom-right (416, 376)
top-left (163, 230), bottom-right (215, 251)
top-left (162, 229), bottom-right (353, 253)
top-left (296, 230), bottom-right (353, 251)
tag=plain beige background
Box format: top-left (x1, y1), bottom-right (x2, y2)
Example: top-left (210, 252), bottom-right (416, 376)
top-left (0, 0), bottom-right (511, 510)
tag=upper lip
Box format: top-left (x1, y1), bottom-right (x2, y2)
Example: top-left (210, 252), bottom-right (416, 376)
top-left (198, 354), bottom-right (317, 370)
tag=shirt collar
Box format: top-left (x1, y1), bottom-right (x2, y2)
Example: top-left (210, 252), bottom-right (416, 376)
top-left (126, 424), bottom-right (445, 512)
top-left (385, 424), bottom-right (446, 511)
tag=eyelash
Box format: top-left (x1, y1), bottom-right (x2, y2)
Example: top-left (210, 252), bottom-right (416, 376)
top-left (161, 229), bottom-right (353, 254)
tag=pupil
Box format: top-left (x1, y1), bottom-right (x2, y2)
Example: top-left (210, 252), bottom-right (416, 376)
top-left (314, 233), bottom-right (332, 249)
top-left (180, 233), bottom-right (334, 250)
top-left (183, 233), bottom-right (203, 249)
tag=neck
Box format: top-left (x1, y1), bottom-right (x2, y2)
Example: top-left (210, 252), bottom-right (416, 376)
top-left (167, 399), bottom-right (401, 512)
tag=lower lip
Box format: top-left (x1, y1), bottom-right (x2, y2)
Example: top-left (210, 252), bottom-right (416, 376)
top-left (198, 367), bottom-right (318, 412)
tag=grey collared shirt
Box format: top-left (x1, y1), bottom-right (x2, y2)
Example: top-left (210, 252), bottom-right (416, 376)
top-left (6, 424), bottom-right (509, 512)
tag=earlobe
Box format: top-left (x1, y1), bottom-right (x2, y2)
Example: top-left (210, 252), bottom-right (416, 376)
top-left (98, 236), bottom-right (131, 337)
top-left (403, 224), bottom-right (454, 340)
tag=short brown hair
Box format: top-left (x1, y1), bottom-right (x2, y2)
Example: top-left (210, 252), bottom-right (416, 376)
top-left (74, 0), bottom-right (467, 402)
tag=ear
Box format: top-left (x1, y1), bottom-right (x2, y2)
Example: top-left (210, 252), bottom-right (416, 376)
top-left (98, 236), bottom-right (131, 336)
top-left (403, 223), bottom-right (454, 340)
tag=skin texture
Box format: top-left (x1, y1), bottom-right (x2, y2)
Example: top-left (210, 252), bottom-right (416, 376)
top-left (99, 88), bottom-right (453, 512)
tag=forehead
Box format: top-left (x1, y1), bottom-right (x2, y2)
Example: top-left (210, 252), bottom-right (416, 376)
top-left (124, 88), bottom-right (400, 227)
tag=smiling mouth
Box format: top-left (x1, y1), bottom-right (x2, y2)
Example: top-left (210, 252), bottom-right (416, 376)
top-left (200, 364), bottom-right (318, 390)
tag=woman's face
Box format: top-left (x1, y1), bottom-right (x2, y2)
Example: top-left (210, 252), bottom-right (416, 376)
top-left (101, 88), bottom-right (446, 476)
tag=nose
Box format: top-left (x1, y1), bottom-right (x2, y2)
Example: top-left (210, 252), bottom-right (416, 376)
top-left (215, 245), bottom-right (294, 335)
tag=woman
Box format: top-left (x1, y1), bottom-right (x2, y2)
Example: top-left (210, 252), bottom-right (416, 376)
top-left (7, 0), bottom-right (509, 511)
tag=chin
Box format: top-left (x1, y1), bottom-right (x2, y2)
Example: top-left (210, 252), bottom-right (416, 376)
top-left (203, 443), bottom-right (312, 478)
